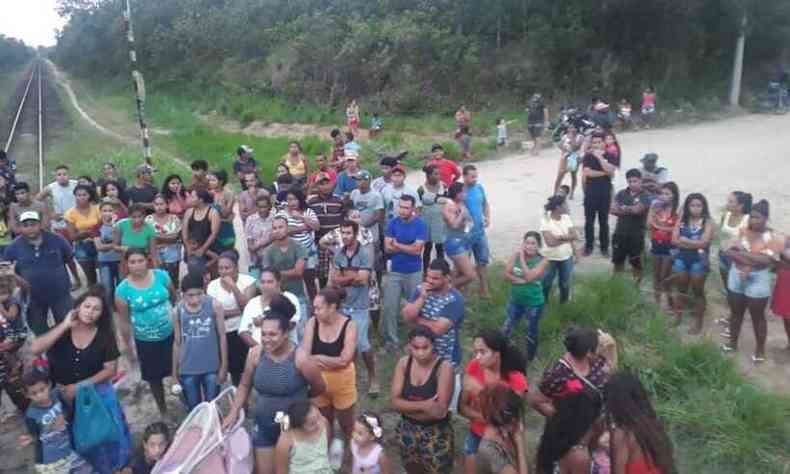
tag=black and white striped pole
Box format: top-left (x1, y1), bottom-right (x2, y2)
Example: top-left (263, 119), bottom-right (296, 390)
top-left (122, 0), bottom-right (152, 166)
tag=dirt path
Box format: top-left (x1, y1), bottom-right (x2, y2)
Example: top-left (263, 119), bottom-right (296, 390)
top-left (402, 112), bottom-right (790, 392)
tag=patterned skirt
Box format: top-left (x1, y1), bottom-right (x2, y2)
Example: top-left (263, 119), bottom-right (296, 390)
top-left (397, 416), bottom-right (455, 473)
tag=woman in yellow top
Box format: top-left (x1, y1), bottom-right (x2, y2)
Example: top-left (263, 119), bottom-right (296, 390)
top-left (282, 141), bottom-right (309, 186)
top-left (65, 184), bottom-right (101, 286)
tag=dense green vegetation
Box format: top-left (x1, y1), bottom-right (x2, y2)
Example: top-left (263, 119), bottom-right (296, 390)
top-left (54, 0), bottom-right (790, 117)
top-left (0, 34), bottom-right (33, 70)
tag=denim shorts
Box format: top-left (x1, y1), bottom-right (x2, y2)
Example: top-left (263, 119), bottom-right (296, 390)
top-left (467, 232), bottom-right (490, 266)
top-left (74, 240), bottom-right (98, 262)
top-left (651, 240), bottom-right (673, 257)
top-left (728, 266), bottom-right (773, 299)
top-left (672, 251), bottom-right (708, 277)
top-left (464, 431), bottom-right (482, 455)
top-left (445, 236), bottom-right (470, 258)
top-left (253, 419), bottom-right (282, 448)
top-left (343, 307), bottom-right (371, 353)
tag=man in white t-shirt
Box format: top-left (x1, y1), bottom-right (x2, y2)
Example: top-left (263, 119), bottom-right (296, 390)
top-left (240, 268), bottom-right (301, 346)
top-left (37, 164), bottom-right (77, 231)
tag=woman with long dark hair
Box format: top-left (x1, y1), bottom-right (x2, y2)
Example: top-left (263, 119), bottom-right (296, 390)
top-left (646, 182), bottom-right (679, 306)
top-left (146, 194), bottom-right (182, 285)
top-left (442, 181), bottom-right (477, 289)
top-left (65, 184), bottom-right (101, 286)
top-left (160, 174), bottom-right (190, 218)
top-left (604, 372), bottom-right (676, 474)
top-left (418, 164), bottom-right (447, 269)
top-left (536, 393), bottom-right (604, 474)
top-left (460, 330), bottom-right (527, 473)
top-left (721, 199), bottom-right (777, 362)
top-left (474, 385), bottom-right (528, 474)
top-left (32, 286), bottom-right (133, 472)
top-left (207, 169), bottom-right (237, 253)
top-left (182, 189), bottom-right (221, 268)
top-left (670, 193), bottom-right (714, 334)
top-left (715, 191), bottom-right (751, 332)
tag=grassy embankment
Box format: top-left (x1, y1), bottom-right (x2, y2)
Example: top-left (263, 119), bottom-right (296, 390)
top-left (0, 65), bottom-right (30, 124)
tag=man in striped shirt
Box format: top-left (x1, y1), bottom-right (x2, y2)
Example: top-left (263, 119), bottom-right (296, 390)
top-left (308, 174), bottom-right (344, 288)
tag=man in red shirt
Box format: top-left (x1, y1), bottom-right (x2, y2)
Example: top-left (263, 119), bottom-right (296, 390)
top-left (428, 144), bottom-right (462, 188)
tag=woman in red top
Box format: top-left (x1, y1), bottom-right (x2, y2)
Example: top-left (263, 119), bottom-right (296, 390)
top-left (459, 330), bottom-right (527, 474)
top-left (646, 182), bottom-right (679, 307)
top-left (771, 235), bottom-right (790, 347)
top-left (604, 372), bottom-right (676, 474)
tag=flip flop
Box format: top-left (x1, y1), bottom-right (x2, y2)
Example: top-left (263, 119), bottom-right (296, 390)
top-left (368, 382), bottom-right (381, 398)
top-left (752, 355), bottom-right (766, 364)
top-left (720, 343), bottom-right (736, 353)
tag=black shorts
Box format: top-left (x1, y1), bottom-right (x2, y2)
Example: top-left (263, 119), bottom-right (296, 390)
top-left (528, 124), bottom-right (545, 139)
top-left (612, 233), bottom-right (645, 267)
top-left (135, 335), bottom-right (174, 382)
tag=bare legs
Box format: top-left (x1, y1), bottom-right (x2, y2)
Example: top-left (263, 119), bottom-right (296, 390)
top-left (728, 292), bottom-right (768, 359)
top-left (451, 254), bottom-right (477, 290)
top-left (652, 256), bottom-right (673, 306)
top-left (672, 272), bottom-right (706, 333)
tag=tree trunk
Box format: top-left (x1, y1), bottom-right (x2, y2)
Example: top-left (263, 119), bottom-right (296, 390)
top-left (729, 13), bottom-right (747, 108)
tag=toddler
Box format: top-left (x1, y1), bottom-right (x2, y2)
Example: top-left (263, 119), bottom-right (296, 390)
top-left (274, 400), bottom-right (333, 474)
top-left (123, 422), bottom-right (170, 474)
top-left (351, 412), bottom-right (391, 474)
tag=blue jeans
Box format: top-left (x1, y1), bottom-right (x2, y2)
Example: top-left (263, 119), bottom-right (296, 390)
top-left (543, 258), bottom-right (573, 303)
top-left (502, 299), bottom-right (544, 361)
top-left (99, 261), bottom-right (121, 309)
top-left (27, 293), bottom-right (73, 336)
top-left (179, 373), bottom-right (219, 410)
top-left (381, 271), bottom-right (422, 346)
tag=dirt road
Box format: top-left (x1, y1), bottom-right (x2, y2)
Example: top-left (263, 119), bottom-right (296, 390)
top-left (404, 112), bottom-right (790, 392)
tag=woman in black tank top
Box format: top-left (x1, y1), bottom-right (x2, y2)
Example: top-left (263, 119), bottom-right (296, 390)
top-left (181, 189), bottom-right (220, 265)
top-left (391, 327), bottom-right (455, 473)
top-left (300, 288), bottom-right (358, 447)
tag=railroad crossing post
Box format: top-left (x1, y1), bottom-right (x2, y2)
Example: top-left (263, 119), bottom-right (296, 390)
top-left (122, 0), bottom-right (153, 166)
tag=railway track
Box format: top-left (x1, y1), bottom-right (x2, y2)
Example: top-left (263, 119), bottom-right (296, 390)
top-left (3, 59), bottom-right (45, 191)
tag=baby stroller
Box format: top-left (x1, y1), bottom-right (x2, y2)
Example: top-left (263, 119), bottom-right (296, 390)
top-left (152, 386), bottom-right (253, 474)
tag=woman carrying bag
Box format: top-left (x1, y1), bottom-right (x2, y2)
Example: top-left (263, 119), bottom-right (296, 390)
top-left (31, 286), bottom-right (132, 473)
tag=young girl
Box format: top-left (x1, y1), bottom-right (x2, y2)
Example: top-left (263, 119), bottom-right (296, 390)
top-left (647, 182), bottom-right (679, 307)
top-left (351, 412), bottom-right (392, 474)
top-left (495, 118), bottom-right (515, 149)
top-left (172, 272), bottom-right (228, 410)
top-left (146, 194), bottom-right (183, 285)
top-left (124, 422), bottom-right (170, 474)
top-left (95, 199), bottom-right (123, 309)
top-left (275, 400), bottom-right (333, 474)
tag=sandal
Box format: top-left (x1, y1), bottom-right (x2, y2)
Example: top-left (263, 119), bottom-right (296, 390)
top-left (720, 343), bottom-right (736, 353)
top-left (368, 381), bottom-right (381, 398)
top-left (751, 355), bottom-right (766, 364)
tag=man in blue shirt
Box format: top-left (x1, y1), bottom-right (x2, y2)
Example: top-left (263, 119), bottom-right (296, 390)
top-left (333, 151), bottom-right (364, 200)
top-left (3, 211), bottom-right (80, 335)
top-left (381, 195), bottom-right (427, 349)
top-left (462, 165), bottom-right (492, 298)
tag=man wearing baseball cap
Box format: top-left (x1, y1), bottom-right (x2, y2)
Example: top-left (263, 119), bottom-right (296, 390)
top-left (371, 156), bottom-right (399, 194)
top-left (351, 170), bottom-right (385, 244)
top-left (3, 211), bottom-right (81, 335)
top-left (307, 173), bottom-right (344, 288)
top-left (333, 151), bottom-right (365, 200)
top-left (638, 153), bottom-right (669, 196)
top-left (428, 144), bottom-right (462, 187)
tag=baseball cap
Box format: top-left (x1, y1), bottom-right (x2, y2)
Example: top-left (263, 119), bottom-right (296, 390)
top-left (136, 163), bottom-right (153, 175)
top-left (391, 165), bottom-right (407, 175)
top-left (237, 145), bottom-right (254, 156)
top-left (345, 150), bottom-right (359, 160)
top-left (353, 170), bottom-right (372, 181)
top-left (379, 156), bottom-right (399, 167)
top-left (431, 144), bottom-right (444, 152)
top-left (640, 153), bottom-right (658, 163)
top-left (20, 211), bottom-right (40, 222)
top-left (316, 172), bottom-right (332, 183)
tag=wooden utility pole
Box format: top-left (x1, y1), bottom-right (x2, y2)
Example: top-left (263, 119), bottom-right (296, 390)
top-left (729, 13), bottom-right (748, 108)
top-left (122, 0), bottom-right (152, 165)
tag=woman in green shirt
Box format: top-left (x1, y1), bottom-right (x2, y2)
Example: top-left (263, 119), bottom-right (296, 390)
top-left (502, 231), bottom-right (548, 362)
top-left (113, 203), bottom-right (160, 270)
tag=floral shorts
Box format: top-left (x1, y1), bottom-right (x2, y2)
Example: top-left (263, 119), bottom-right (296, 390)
top-left (397, 417), bottom-right (455, 474)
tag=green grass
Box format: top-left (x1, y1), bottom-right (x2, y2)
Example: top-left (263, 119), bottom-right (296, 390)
top-left (358, 270), bottom-right (790, 473)
top-left (0, 64), bottom-right (30, 119)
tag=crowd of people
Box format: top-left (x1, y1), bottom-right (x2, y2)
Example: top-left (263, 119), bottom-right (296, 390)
top-left (0, 96), bottom-right (787, 474)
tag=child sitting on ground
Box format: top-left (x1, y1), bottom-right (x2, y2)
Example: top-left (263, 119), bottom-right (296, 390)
top-left (19, 365), bottom-right (93, 473)
top-left (0, 271), bottom-right (27, 418)
top-left (275, 400), bottom-right (333, 474)
top-left (351, 412), bottom-right (391, 474)
top-left (122, 422), bottom-right (170, 474)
